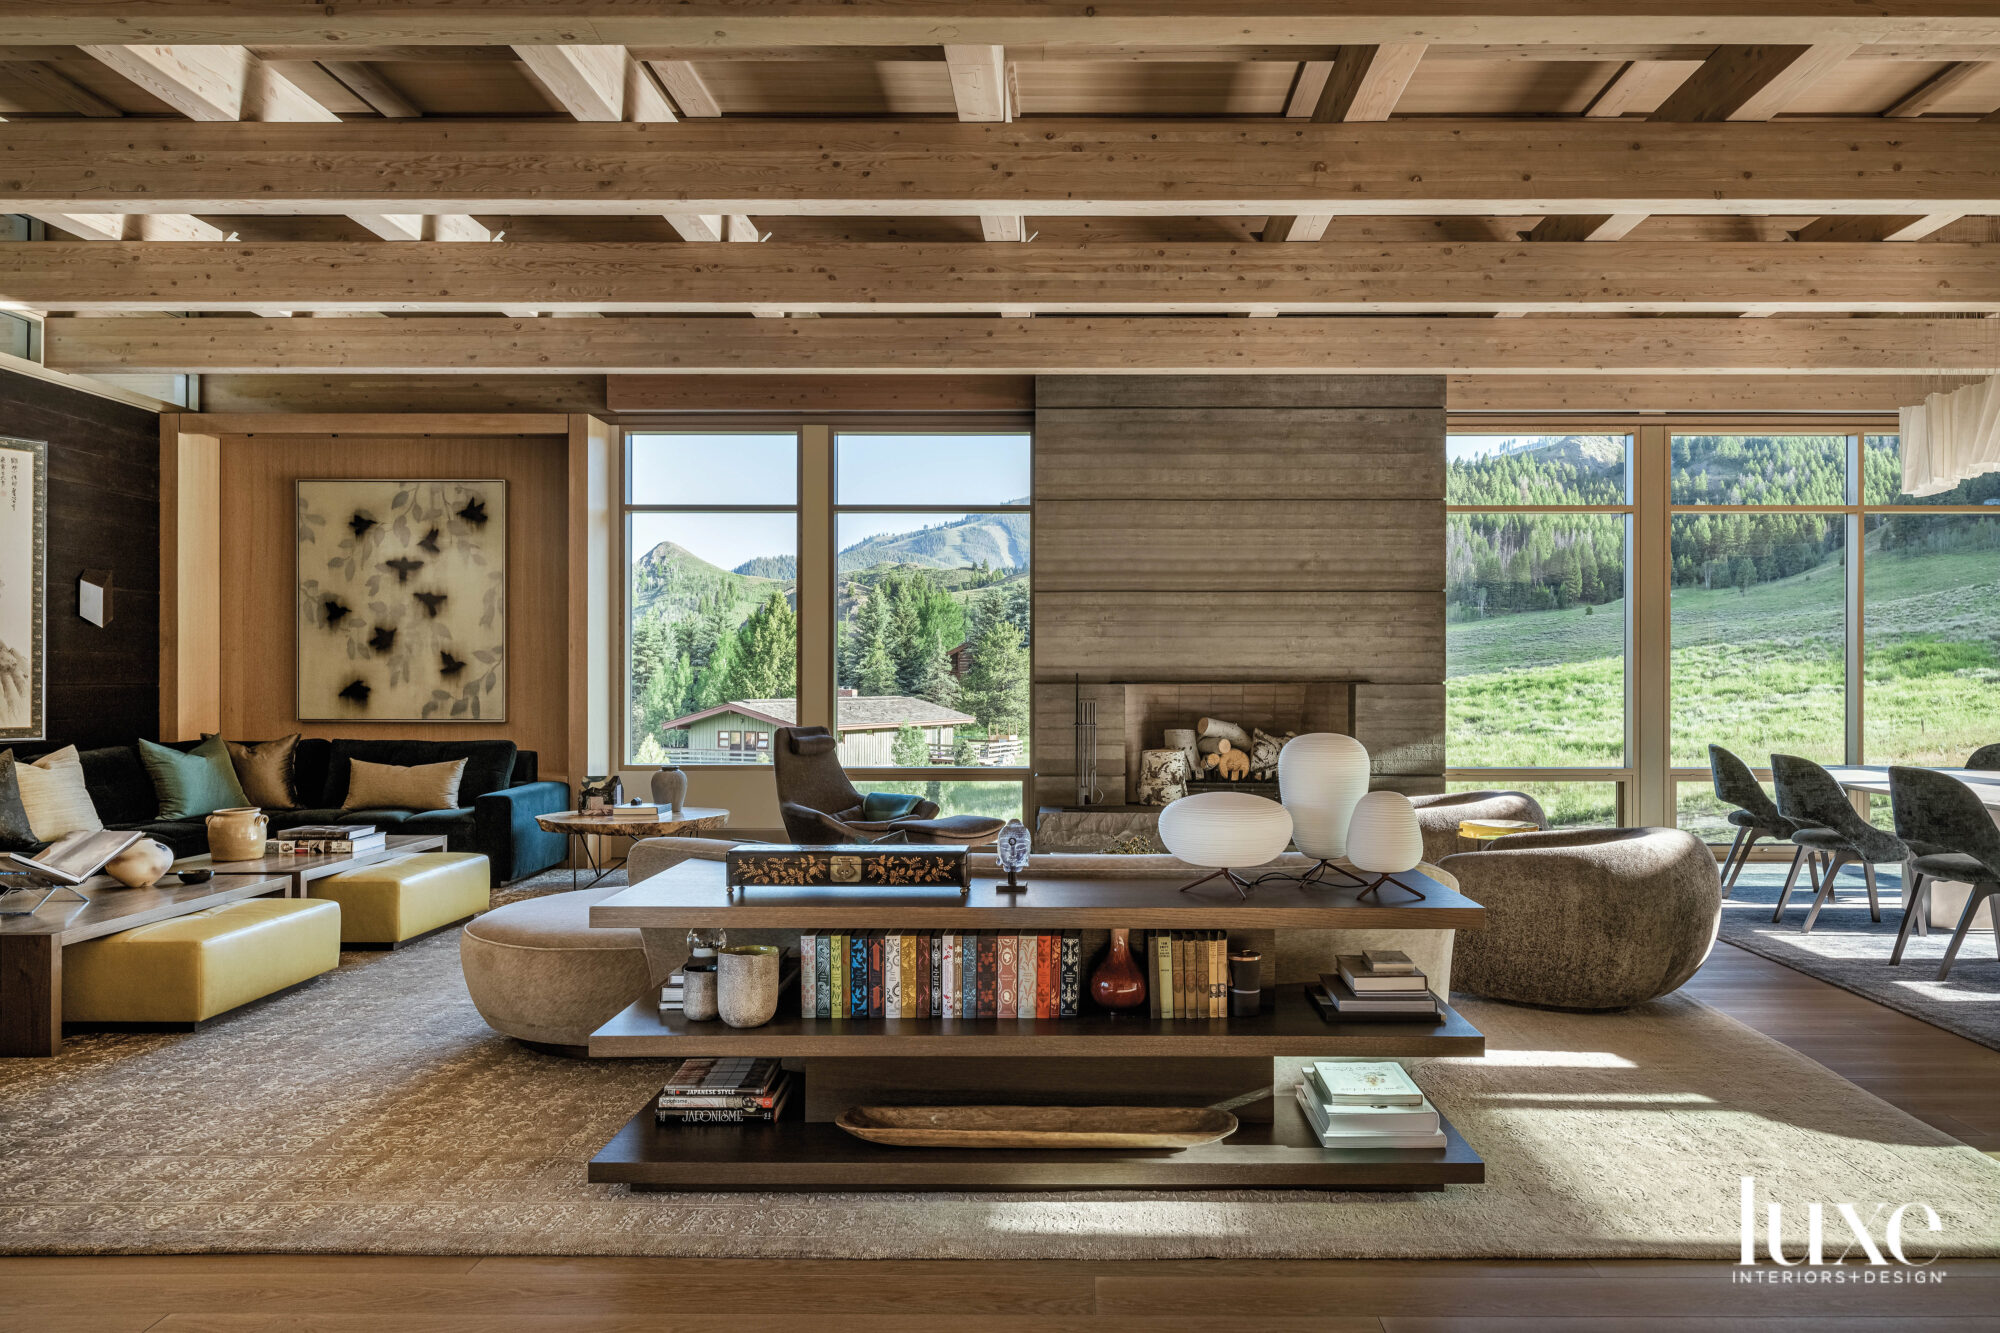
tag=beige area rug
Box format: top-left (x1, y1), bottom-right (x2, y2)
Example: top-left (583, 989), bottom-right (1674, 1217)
top-left (2, 877), bottom-right (1998, 1259)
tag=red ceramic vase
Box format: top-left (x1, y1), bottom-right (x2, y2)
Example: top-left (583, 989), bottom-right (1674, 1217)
top-left (1089, 927), bottom-right (1149, 1012)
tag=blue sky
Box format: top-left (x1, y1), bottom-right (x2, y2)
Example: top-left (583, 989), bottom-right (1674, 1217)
top-left (628, 432), bottom-right (1030, 573)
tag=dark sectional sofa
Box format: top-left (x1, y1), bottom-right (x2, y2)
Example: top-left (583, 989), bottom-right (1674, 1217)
top-left (72, 737), bottom-right (569, 884)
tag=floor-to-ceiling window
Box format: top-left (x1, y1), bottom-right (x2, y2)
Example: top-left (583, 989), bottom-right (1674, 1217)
top-left (1445, 432), bottom-right (1632, 828)
top-left (619, 418), bottom-right (1032, 821)
top-left (1445, 419), bottom-right (2000, 844)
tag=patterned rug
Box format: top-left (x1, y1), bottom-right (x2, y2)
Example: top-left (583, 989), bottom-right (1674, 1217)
top-left (1, 868), bottom-right (1996, 1259)
top-left (1719, 862), bottom-right (2000, 1052)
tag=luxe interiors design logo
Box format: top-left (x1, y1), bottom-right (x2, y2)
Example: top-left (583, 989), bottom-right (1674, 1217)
top-left (1735, 1177), bottom-right (1948, 1283)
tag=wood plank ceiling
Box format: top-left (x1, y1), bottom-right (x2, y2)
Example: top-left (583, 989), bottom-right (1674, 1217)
top-left (1, 3), bottom-right (1998, 381)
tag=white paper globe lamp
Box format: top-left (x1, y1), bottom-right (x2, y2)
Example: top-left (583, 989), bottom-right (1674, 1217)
top-left (1277, 732), bottom-right (1371, 886)
top-left (1158, 792), bottom-right (1295, 898)
top-left (1344, 790), bottom-right (1428, 900)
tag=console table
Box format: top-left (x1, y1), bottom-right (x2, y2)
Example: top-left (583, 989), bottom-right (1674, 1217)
top-left (0, 869), bottom-right (292, 1057)
top-left (586, 859), bottom-right (1486, 1192)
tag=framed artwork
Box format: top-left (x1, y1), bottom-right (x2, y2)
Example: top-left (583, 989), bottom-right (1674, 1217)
top-left (0, 436), bottom-right (45, 742)
top-left (297, 479), bottom-right (507, 722)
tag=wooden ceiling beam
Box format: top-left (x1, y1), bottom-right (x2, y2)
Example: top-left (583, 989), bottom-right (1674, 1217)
top-left (512, 43), bottom-right (676, 122)
top-left (0, 58), bottom-right (122, 115)
top-left (42, 314), bottom-right (2000, 377)
top-left (319, 60), bottom-right (420, 118)
top-left (17, 6), bottom-right (2000, 49)
top-left (1789, 213), bottom-right (1965, 242)
top-left (1532, 43), bottom-right (1853, 243)
top-left (1582, 61), bottom-right (1701, 118)
top-left (647, 61), bottom-right (721, 118)
top-left (1266, 43), bottom-right (1423, 244)
top-left (15, 241), bottom-right (1999, 315)
top-left (10, 119), bottom-right (1992, 218)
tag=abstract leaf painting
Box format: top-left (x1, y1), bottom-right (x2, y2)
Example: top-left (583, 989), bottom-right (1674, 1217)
top-left (297, 479), bottom-right (507, 722)
top-left (0, 437), bottom-right (46, 741)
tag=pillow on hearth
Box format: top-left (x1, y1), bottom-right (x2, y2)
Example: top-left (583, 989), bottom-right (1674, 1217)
top-left (218, 733), bottom-right (302, 810)
top-left (1249, 728), bottom-right (1295, 779)
top-left (139, 734), bottom-right (250, 821)
top-left (0, 749), bottom-right (41, 852)
top-left (11, 744), bottom-right (105, 841)
top-left (342, 757), bottom-right (467, 812)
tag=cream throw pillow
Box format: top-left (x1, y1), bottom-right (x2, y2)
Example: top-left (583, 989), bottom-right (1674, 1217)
top-left (14, 745), bottom-right (105, 841)
top-left (342, 757), bottom-right (467, 812)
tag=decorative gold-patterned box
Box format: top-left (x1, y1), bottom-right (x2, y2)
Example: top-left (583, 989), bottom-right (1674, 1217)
top-left (725, 844), bottom-right (971, 893)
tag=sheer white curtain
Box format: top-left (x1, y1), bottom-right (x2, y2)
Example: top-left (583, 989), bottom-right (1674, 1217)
top-left (1901, 374), bottom-right (2000, 498)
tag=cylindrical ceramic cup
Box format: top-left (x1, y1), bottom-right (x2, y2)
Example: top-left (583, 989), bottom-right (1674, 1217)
top-left (682, 963), bottom-right (719, 1021)
top-left (718, 945), bottom-right (782, 1028)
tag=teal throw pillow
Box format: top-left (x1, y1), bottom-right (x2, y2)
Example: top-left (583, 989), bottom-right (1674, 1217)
top-left (859, 792), bottom-right (926, 821)
top-left (138, 735), bottom-right (250, 821)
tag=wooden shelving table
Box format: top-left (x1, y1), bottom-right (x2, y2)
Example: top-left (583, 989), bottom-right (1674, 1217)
top-left (586, 859), bottom-right (1486, 1191)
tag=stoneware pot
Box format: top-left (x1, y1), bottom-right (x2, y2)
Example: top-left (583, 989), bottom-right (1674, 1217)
top-left (206, 807), bottom-right (268, 862)
top-left (650, 765), bottom-right (688, 813)
top-left (103, 838), bottom-right (174, 889)
top-left (682, 963), bottom-right (719, 1022)
top-left (1089, 927), bottom-right (1149, 1012)
top-left (718, 945), bottom-right (782, 1028)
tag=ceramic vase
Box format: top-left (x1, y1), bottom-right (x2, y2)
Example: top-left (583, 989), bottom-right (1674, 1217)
top-left (718, 945), bottom-right (782, 1028)
top-left (206, 807), bottom-right (268, 862)
top-left (1088, 928), bottom-right (1148, 1012)
top-left (103, 838), bottom-right (174, 888)
top-left (682, 964), bottom-right (719, 1021)
top-left (650, 765), bottom-right (688, 813)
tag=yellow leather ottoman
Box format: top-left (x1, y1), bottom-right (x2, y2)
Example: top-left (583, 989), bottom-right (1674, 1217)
top-left (312, 852), bottom-right (491, 947)
top-left (62, 898), bottom-right (341, 1025)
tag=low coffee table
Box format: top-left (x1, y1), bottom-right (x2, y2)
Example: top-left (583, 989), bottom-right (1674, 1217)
top-left (0, 868), bottom-right (293, 1056)
top-left (536, 808), bottom-right (729, 890)
top-left (177, 833), bottom-right (448, 899)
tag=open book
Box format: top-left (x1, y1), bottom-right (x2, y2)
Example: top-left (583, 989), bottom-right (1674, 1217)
top-left (3, 829), bottom-right (143, 886)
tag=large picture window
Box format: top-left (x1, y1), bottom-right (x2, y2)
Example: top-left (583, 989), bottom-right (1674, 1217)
top-left (834, 432), bottom-right (1032, 776)
top-left (1445, 433), bottom-right (1631, 827)
top-left (624, 432), bottom-right (799, 765)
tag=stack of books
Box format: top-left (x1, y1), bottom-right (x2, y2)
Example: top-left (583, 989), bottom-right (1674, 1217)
top-left (1144, 929), bottom-right (1230, 1019)
top-left (1294, 1060), bottom-right (1447, 1150)
top-left (654, 1056), bottom-right (794, 1124)
top-left (1310, 950), bottom-right (1442, 1022)
top-left (269, 824), bottom-right (385, 855)
top-left (799, 930), bottom-right (1082, 1019)
top-left (607, 803), bottom-right (668, 819)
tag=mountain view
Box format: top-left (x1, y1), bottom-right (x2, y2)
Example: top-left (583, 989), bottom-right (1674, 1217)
top-left (1447, 433), bottom-right (2000, 834)
top-left (628, 508), bottom-right (1031, 765)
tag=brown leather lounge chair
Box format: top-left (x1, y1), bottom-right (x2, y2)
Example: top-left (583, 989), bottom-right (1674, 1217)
top-left (772, 726), bottom-right (1007, 847)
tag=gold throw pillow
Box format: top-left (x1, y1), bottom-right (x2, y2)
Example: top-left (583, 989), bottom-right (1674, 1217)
top-left (342, 757), bottom-right (467, 812)
top-left (13, 744), bottom-right (105, 841)
top-left (219, 733), bottom-right (301, 810)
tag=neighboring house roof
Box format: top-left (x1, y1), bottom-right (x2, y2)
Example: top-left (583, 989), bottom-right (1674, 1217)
top-left (662, 695), bottom-right (976, 733)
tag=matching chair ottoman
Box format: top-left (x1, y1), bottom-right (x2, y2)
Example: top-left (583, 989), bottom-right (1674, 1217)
top-left (458, 884), bottom-right (654, 1051)
top-left (312, 852), bottom-right (492, 948)
top-left (62, 897), bottom-right (341, 1026)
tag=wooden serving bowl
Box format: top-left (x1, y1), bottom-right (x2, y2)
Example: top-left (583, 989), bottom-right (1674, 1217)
top-left (836, 1104), bottom-right (1238, 1150)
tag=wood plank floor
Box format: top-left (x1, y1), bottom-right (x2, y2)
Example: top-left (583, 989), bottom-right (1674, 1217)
top-left (4, 941), bottom-right (1996, 1331)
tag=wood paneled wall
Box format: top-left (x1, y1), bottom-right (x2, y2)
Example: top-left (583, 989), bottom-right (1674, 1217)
top-left (1031, 375), bottom-right (1447, 812)
top-left (213, 431), bottom-right (574, 780)
top-left (0, 368), bottom-right (160, 749)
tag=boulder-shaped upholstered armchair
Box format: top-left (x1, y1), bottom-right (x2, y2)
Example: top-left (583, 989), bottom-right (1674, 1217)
top-left (1409, 790), bottom-right (1549, 864)
top-left (772, 725), bottom-right (1007, 846)
top-left (1441, 827), bottom-right (1721, 1010)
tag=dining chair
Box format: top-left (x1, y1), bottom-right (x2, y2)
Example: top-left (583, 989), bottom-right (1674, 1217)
top-left (1706, 744), bottom-right (1801, 897)
top-left (1769, 754), bottom-right (1906, 931)
top-left (1967, 743), bottom-right (2000, 772)
top-left (1887, 766), bottom-right (2000, 979)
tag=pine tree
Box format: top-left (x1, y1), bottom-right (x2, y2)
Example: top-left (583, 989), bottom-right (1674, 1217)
top-left (720, 590), bottom-right (798, 702)
top-left (857, 633), bottom-right (899, 695)
top-left (960, 605), bottom-right (1030, 736)
top-left (912, 646), bottom-right (961, 710)
top-left (891, 725), bottom-right (930, 768)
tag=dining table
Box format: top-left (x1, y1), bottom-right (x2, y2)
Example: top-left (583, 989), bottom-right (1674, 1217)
top-left (1827, 766), bottom-right (2000, 930)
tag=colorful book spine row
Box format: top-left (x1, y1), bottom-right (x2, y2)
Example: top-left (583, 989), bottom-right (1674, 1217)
top-left (799, 931), bottom-right (1083, 1020)
top-left (1144, 929), bottom-right (1231, 1020)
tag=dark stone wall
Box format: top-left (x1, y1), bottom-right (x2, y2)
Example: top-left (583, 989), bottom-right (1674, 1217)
top-left (1, 369), bottom-right (159, 749)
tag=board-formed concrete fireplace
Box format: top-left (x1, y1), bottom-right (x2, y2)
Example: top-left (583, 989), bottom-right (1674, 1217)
top-left (1028, 373), bottom-right (1448, 850)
